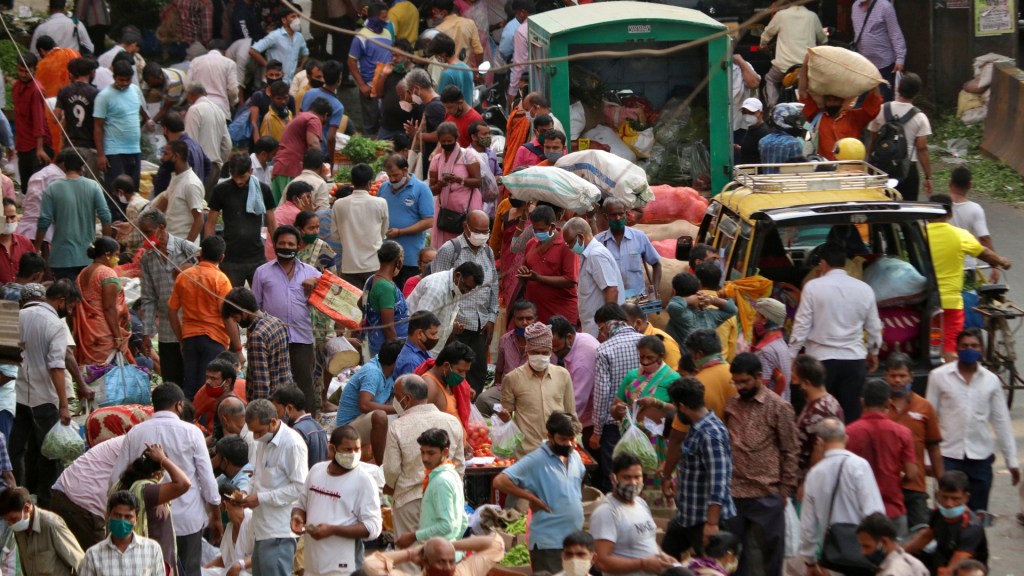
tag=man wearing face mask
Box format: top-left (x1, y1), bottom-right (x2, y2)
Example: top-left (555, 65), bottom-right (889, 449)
top-left (79, 491), bottom-right (165, 575)
top-left (349, 2), bottom-right (394, 136)
top-left (376, 41), bottom-right (415, 140)
top-left (94, 58), bottom-right (149, 193)
top-left (394, 428), bottom-right (465, 548)
top-left (194, 358), bottom-right (247, 435)
top-left (723, 353), bottom-right (798, 576)
top-left (477, 300), bottom-right (536, 416)
top-left (382, 154), bottom-right (436, 289)
top-left (884, 353), bottom-right (943, 530)
top-left (0, 485), bottom-right (84, 575)
top-left (550, 316), bottom-right (599, 445)
top-left (441, 86), bottom-right (484, 147)
top-left (253, 225), bottom-right (323, 410)
top-left (0, 199), bottom-right (36, 285)
top-left (855, 513), bottom-right (929, 576)
top-left (595, 198), bottom-right (661, 301)
top-left (562, 217), bottom-right (625, 338)
top-left (498, 322), bottom-right (578, 456)
top-left (407, 262), bottom-right (484, 356)
top-left (396, 311), bottom-right (443, 378)
top-left (336, 340), bottom-right (403, 464)
top-left (243, 399), bottom-right (308, 574)
top-left (798, 56), bottom-right (882, 161)
top-left (272, 385), bottom-right (329, 468)
top-left (738, 98), bottom-right (769, 165)
top-left (557, 532), bottom-right (597, 576)
top-left (221, 287), bottom-right (293, 401)
top-left (469, 121), bottom-right (499, 180)
top-left (429, 211), bottom-right (498, 393)
top-left (249, 11), bottom-right (310, 84)
top-left (511, 114), bottom-right (555, 170)
top-left (292, 425), bottom-right (383, 575)
top-left (300, 60), bottom-right (346, 165)
top-left (494, 412), bottom-right (586, 574)
top-left (591, 453), bottom-right (677, 576)
top-left (926, 328), bottom-right (1020, 518)
top-left (383, 375), bottom-right (466, 541)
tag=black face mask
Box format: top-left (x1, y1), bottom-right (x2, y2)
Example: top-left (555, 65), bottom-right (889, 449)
top-left (676, 412), bottom-right (693, 426)
top-left (276, 248), bottom-right (297, 261)
top-left (441, 143), bottom-right (456, 153)
top-left (738, 387), bottom-right (759, 400)
top-left (237, 316), bottom-right (253, 329)
top-left (825, 105), bottom-right (842, 117)
top-left (309, 78), bottom-right (325, 89)
top-left (56, 306), bottom-right (68, 319)
top-left (509, 198), bottom-right (525, 208)
top-left (550, 442), bottom-right (572, 457)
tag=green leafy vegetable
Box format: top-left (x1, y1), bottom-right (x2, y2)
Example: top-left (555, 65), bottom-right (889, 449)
top-left (504, 516), bottom-right (527, 535)
top-left (499, 544), bottom-right (530, 566)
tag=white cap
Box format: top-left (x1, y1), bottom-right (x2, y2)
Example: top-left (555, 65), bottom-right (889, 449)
top-left (741, 97), bottom-right (763, 113)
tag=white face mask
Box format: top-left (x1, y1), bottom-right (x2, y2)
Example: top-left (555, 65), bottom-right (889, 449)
top-left (9, 513), bottom-right (29, 533)
top-left (399, 100), bottom-right (414, 113)
top-left (289, 18), bottom-right (302, 32)
top-left (467, 232), bottom-right (489, 247)
top-left (412, 93), bottom-right (424, 105)
top-left (2, 222), bottom-right (16, 235)
top-left (392, 396), bottom-right (406, 415)
top-left (335, 450), bottom-right (360, 469)
top-left (118, 193), bottom-right (128, 204)
top-left (563, 558), bottom-right (591, 576)
top-left (741, 113), bottom-right (758, 128)
top-left (528, 354), bottom-right (550, 372)
top-left (722, 559), bottom-right (739, 574)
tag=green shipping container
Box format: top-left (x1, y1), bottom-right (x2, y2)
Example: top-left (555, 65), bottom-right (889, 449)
top-left (526, 1), bottom-right (733, 194)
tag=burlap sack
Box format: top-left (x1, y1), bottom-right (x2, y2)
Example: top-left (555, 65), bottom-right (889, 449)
top-left (806, 46), bottom-right (886, 99)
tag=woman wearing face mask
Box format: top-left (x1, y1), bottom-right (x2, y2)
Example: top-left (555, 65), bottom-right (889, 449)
top-left (362, 240), bottom-right (410, 357)
top-left (112, 443), bottom-right (192, 576)
top-left (205, 483), bottom-right (255, 575)
top-left (515, 204), bottom-right (578, 325)
top-left (681, 532), bottom-right (742, 576)
top-left (296, 210), bottom-right (340, 410)
top-left (609, 335), bottom-right (680, 505)
top-left (74, 236), bottom-right (133, 364)
top-left (428, 122), bottom-right (483, 249)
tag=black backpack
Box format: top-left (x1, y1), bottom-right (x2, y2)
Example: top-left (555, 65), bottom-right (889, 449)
top-left (870, 103), bottom-right (919, 180)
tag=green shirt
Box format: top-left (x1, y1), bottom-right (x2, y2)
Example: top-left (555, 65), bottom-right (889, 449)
top-left (38, 177), bottom-right (113, 268)
top-left (416, 463), bottom-right (467, 542)
top-left (616, 363), bottom-right (677, 404)
top-left (664, 296), bottom-right (738, 350)
top-left (368, 276), bottom-right (397, 312)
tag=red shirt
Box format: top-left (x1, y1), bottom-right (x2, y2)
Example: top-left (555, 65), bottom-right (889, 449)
top-left (272, 112), bottom-right (324, 178)
top-left (192, 379), bottom-right (247, 434)
top-left (445, 107), bottom-right (484, 147)
top-left (0, 234), bottom-right (37, 284)
top-left (846, 411), bottom-right (916, 518)
top-left (12, 79), bottom-right (52, 153)
top-left (800, 90), bottom-right (882, 160)
top-left (523, 231), bottom-right (579, 325)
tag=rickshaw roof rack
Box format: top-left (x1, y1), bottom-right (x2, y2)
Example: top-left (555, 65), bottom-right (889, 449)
top-left (732, 161), bottom-right (891, 193)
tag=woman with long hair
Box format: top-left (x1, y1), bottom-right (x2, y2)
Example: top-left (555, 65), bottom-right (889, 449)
top-left (74, 236), bottom-right (132, 364)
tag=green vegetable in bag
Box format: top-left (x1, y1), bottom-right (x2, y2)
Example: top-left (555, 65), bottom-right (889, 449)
top-left (41, 421), bottom-right (85, 466)
top-left (612, 406), bottom-right (659, 471)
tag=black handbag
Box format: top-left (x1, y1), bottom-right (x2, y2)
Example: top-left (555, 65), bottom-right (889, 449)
top-left (819, 458), bottom-right (878, 576)
top-left (436, 172), bottom-right (479, 235)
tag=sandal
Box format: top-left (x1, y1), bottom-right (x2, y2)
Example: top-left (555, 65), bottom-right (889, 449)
top-left (1016, 512), bottom-right (1024, 526)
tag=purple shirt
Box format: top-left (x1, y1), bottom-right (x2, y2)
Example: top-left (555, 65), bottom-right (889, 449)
top-left (851, 0), bottom-right (906, 68)
top-left (496, 330), bottom-right (528, 384)
top-left (560, 331), bottom-right (600, 427)
top-left (252, 259), bottom-right (322, 344)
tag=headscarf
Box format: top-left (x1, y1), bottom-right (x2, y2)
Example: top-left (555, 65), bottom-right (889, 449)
top-left (524, 322), bottom-right (552, 353)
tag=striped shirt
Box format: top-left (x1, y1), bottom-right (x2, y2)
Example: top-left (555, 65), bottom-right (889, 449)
top-left (851, 0), bottom-right (907, 68)
top-left (79, 535), bottom-right (165, 576)
top-left (593, 325), bottom-right (642, 431)
top-left (675, 412), bottom-right (736, 527)
top-left (139, 236), bottom-right (199, 343)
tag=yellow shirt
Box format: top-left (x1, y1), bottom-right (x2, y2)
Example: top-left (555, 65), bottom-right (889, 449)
top-left (501, 364), bottom-right (577, 456)
top-left (436, 14), bottom-right (484, 62)
top-left (671, 362), bottom-right (737, 433)
top-left (388, 0), bottom-right (420, 44)
top-left (644, 323), bottom-right (682, 374)
top-left (927, 222), bottom-right (984, 310)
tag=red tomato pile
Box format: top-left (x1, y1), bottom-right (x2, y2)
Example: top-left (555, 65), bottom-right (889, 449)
top-left (493, 458), bottom-right (517, 467)
top-left (468, 422), bottom-right (493, 457)
top-left (575, 445), bottom-right (595, 465)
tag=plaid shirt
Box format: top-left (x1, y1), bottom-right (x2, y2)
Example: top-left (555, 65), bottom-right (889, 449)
top-left (246, 314), bottom-right (292, 401)
top-left (178, 0), bottom-right (214, 46)
top-left (758, 131), bottom-right (804, 165)
top-left (139, 236), bottom-right (199, 343)
top-left (0, 432), bottom-right (10, 473)
top-left (79, 535), bottom-right (164, 576)
top-left (431, 235), bottom-right (498, 331)
top-left (593, 325), bottom-right (642, 430)
top-left (676, 412), bottom-right (736, 527)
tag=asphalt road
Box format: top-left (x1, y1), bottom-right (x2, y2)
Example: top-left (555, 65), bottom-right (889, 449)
top-left (961, 193), bottom-right (1024, 574)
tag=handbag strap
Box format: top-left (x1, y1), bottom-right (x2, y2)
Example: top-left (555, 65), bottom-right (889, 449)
top-left (824, 456), bottom-right (849, 526)
top-left (854, 0), bottom-right (877, 48)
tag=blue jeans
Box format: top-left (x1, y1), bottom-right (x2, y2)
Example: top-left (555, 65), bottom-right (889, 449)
top-left (253, 537), bottom-right (297, 576)
top-left (182, 335), bottom-right (226, 400)
top-left (943, 455), bottom-right (995, 513)
top-left (0, 409), bottom-right (12, 442)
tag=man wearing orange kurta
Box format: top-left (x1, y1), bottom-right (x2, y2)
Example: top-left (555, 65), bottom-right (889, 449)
top-left (34, 35), bottom-right (79, 154)
top-left (502, 92), bottom-right (540, 175)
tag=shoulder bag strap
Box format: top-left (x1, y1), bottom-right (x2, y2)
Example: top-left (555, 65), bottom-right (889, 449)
top-left (853, 0), bottom-right (877, 49)
top-left (824, 456), bottom-right (849, 526)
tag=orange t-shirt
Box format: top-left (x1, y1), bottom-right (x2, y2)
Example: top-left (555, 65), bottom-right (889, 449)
top-left (168, 261), bottom-right (234, 347)
top-left (193, 380), bottom-right (248, 434)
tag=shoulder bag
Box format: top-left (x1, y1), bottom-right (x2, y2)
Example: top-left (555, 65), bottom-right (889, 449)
top-left (819, 457), bottom-right (878, 575)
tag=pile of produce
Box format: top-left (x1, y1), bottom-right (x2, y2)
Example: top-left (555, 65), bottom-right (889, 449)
top-left (499, 544), bottom-right (531, 567)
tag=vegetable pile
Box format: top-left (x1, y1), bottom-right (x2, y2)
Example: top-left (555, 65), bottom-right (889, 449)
top-left (504, 516), bottom-right (527, 536)
top-left (41, 421), bottom-right (85, 466)
top-left (499, 544), bottom-right (531, 567)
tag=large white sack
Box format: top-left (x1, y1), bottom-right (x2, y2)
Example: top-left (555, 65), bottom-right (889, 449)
top-left (555, 149), bottom-right (653, 210)
top-left (806, 46), bottom-right (886, 100)
top-left (581, 124), bottom-right (637, 161)
top-left (502, 166), bottom-right (602, 213)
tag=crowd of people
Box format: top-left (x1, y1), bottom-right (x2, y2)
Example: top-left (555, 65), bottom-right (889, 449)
top-left (0, 0), bottom-right (1020, 575)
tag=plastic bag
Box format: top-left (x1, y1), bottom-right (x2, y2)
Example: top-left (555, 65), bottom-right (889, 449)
top-left (490, 414), bottom-right (524, 458)
top-left (863, 257), bottom-right (928, 306)
top-left (89, 352), bottom-right (152, 408)
top-left (41, 421), bottom-right (85, 465)
top-left (784, 498), bottom-right (800, 557)
top-left (612, 406), bottom-right (658, 471)
top-left (467, 404), bottom-right (491, 451)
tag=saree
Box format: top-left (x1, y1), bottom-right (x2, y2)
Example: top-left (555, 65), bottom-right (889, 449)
top-left (75, 264), bottom-right (132, 365)
top-left (617, 363), bottom-right (679, 507)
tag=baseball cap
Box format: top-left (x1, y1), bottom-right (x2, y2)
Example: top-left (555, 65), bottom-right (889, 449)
top-left (741, 97), bottom-right (763, 113)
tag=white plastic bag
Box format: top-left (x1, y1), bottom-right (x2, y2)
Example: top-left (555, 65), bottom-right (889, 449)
top-left (489, 414), bottom-right (524, 458)
top-left (555, 149), bottom-right (653, 209)
top-left (784, 498), bottom-right (800, 558)
top-left (863, 257), bottom-right (928, 305)
top-left (500, 166), bottom-right (601, 214)
top-left (41, 421), bottom-right (85, 465)
top-left (612, 406), bottom-right (658, 471)
top-left (581, 124), bottom-right (637, 162)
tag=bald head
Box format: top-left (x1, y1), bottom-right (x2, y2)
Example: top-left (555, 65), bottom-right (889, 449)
top-left (396, 374), bottom-right (429, 404)
top-left (217, 396), bottom-right (247, 435)
top-left (464, 210), bottom-right (491, 246)
top-left (423, 537), bottom-right (456, 563)
top-left (815, 417), bottom-right (847, 447)
top-left (561, 217), bottom-right (592, 249)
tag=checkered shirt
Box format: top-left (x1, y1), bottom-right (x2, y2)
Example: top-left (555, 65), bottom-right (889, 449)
top-left (592, 326), bottom-right (642, 430)
top-left (675, 411), bottom-right (736, 527)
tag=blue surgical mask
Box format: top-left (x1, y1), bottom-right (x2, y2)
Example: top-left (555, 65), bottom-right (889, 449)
top-left (938, 504), bottom-right (965, 519)
top-left (514, 327), bottom-right (526, 337)
top-left (958, 348), bottom-right (982, 365)
top-left (571, 237), bottom-right (586, 256)
top-left (534, 231), bottom-right (552, 243)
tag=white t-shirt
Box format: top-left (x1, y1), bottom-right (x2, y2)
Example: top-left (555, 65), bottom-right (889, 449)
top-left (589, 495), bottom-right (660, 576)
top-left (297, 462), bottom-right (383, 576)
top-left (868, 101), bottom-right (932, 162)
top-left (951, 199), bottom-right (990, 269)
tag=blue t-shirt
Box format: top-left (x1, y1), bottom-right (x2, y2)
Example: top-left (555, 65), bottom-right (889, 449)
top-left (380, 176), bottom-right (434, 267)
top-left (300, 87), bottom-right (345, 157)
top-left (349, 28), bottom-right (393, 83)
top-left (93, 84), bottom-right (144, 155)
top-left (251, 27), bottom-right (309, 83)
top-left (394, 340), bottom-right (432, 379)
top-left (336, 358), bottom-right (394, 425)
top-left (504, 442), bottom-right (586, 550)
top-left (438, 62), bottom-right (474, 105)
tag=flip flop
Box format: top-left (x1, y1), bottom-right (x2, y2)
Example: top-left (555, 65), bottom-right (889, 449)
top-left (1016, 512), bottom-right (1024, 526)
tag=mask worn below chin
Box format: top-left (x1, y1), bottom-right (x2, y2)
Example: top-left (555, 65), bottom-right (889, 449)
top-left (958, 348), bottom-right (982, 365)
top-left (613, 481), bottom-right (642, 501)
top-left (108, 518), bottom-right (134, 539)
top-left (334, 451), bottom-right (361, 469)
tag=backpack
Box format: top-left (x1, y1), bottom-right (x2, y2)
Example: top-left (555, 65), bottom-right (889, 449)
top-left (869, 103), bottom-right (919, 180)
top-left (228, 105), bottom-right (253, 147)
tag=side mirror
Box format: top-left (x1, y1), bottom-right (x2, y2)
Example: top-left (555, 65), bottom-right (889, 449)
top-left (676, 236), bottom-right (694, 261)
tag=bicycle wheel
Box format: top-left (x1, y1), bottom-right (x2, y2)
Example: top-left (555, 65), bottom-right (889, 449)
top-left (986, 322), bottom-right (1019, 408)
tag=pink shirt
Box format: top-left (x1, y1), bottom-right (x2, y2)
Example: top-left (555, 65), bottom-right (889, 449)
top-left (508, 22), bottom-right (529, 99)
top-left (272, 112), bottom-right (323, 178)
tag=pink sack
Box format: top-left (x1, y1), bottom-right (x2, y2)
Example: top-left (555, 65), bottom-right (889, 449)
top-left (651, 239), bottom-right (678, 260)
top-left (640, 186), bottom-right (708, 225)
